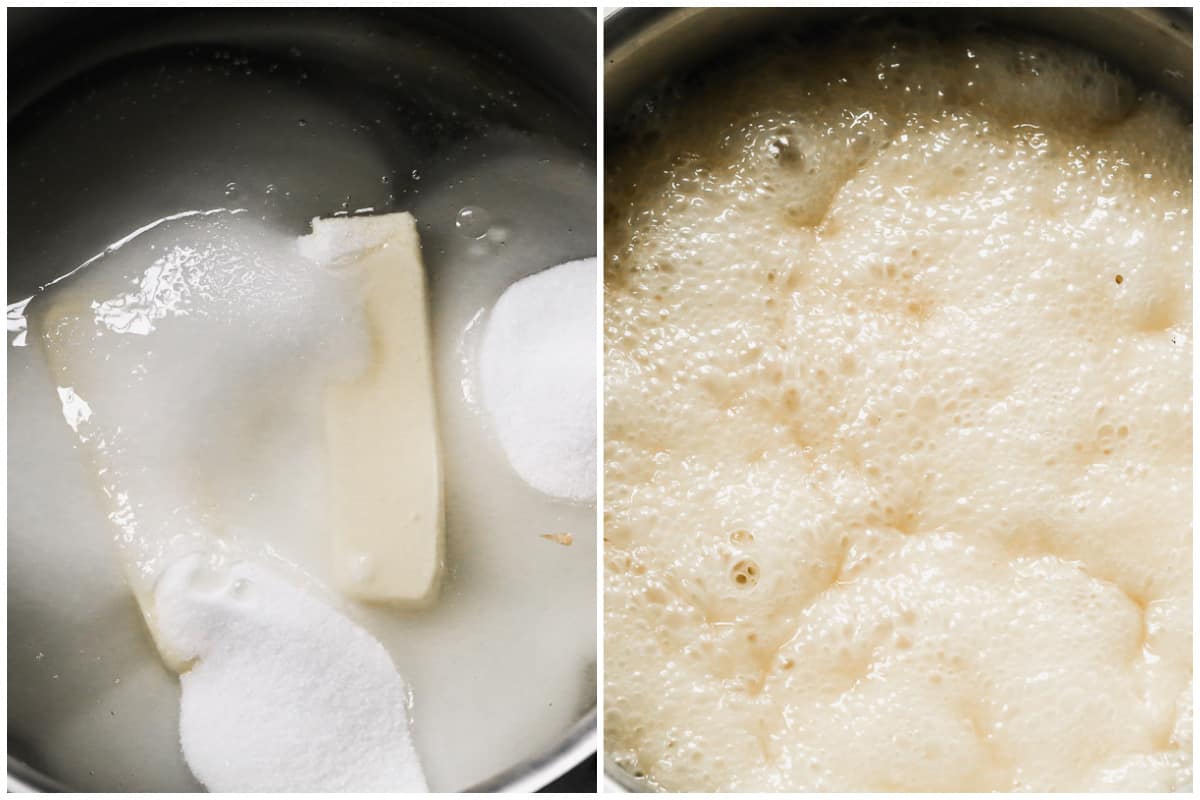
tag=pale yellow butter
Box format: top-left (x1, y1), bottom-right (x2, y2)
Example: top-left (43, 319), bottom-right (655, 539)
top-left (300, 213), bottom-right (444, 605)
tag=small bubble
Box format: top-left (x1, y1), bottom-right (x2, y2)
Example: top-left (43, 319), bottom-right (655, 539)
top-left (455, 206), bottom-right (491, 239)
top-left (731, 559), bottom-right (760, 588)
top-left (224, 181), bottom-right (240, 198)
top-left (297, 119), bottom-right (307, 127)
top-left (411, 169), bottom-right (422, 181)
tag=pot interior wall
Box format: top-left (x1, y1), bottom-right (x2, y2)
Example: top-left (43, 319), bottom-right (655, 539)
top-left (606, 8), bottom-right (1191, 123)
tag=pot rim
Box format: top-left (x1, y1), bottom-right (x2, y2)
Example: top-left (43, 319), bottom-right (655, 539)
top-left (9, 709), bottom-right (595, 793)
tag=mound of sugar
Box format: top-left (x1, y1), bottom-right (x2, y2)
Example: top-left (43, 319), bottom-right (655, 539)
top-left (36, 211), bottom-right (366, 607)
top-left (154, 556), bottom-right (427, 792)
top-left (605, 25), bottom-right (1192, 793)
top-left (481, 258), bottom-right (597, 502)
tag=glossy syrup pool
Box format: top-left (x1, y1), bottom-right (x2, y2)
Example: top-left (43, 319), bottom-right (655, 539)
top-left (8, 15), bottom-right (595, 792)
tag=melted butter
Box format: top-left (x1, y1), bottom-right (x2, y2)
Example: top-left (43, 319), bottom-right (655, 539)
top-left (605, 26), bottom-right (1192, 792)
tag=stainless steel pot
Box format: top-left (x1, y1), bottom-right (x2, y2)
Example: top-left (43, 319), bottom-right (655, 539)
top-left (7, 7), bottom-right (596, 793)
top-left (603, 6), bottom-right (1191, 793)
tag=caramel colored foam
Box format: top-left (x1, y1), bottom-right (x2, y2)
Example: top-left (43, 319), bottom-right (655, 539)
top-left (604, 26), bottom-right (1191, 792)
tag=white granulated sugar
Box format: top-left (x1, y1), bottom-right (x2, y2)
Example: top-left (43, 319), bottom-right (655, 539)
top-left (154, 556), bottom-right (427, 793)
top-left (481, 258), bottom-right (597, 502)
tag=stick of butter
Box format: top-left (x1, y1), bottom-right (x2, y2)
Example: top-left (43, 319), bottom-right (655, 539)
top-left (299, 213), bottom-right (445, 605)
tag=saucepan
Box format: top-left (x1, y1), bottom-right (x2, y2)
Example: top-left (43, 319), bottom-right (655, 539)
top-left (8, 7), bottom-right (597, 792)
top-left (602, 5), bottom-right (1191, 793)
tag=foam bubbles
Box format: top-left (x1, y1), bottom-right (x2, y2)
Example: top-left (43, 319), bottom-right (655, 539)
top-left (605, 24), bottom-right (1191, 793)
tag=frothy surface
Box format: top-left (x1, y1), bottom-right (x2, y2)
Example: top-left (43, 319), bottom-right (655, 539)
top-left (604, 26), bottom-right (1192, 792)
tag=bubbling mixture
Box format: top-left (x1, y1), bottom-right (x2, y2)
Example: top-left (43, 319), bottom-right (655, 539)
top-left (604, 25), bottom-right (1192, 792)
